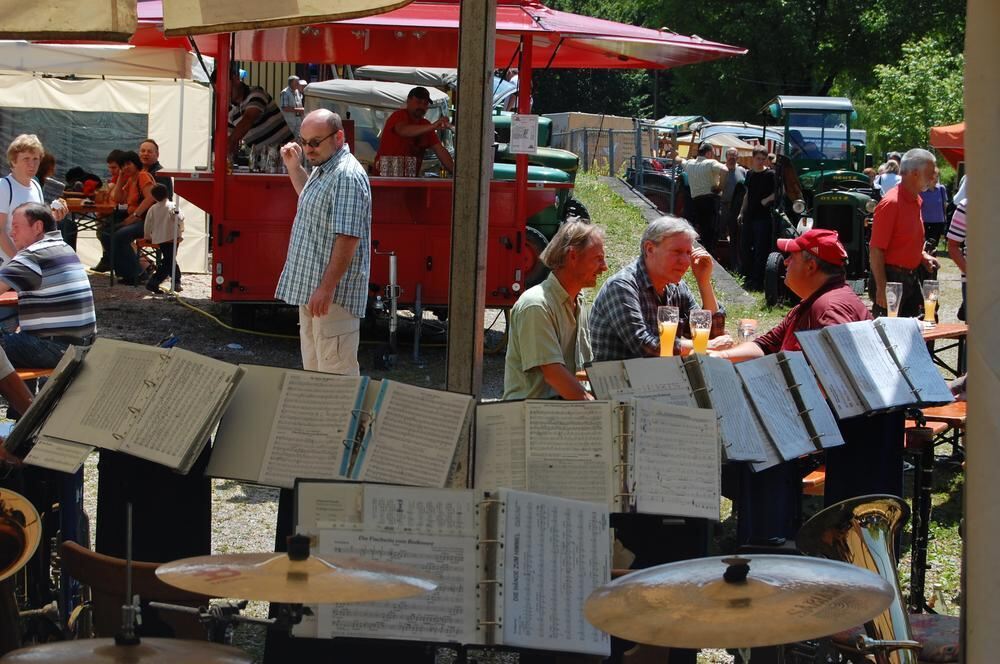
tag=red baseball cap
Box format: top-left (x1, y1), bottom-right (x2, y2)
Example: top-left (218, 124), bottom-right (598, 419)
top-left (776, 229), bottom-right (847, 266)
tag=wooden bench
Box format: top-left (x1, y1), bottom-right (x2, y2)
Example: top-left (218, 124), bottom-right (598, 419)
top-left (921, 401), bottom-right (967, 457)
top-left (16, 367), bottom-right (54, 393)
top-left (134, 238), bottom-right (160, 272)
top-left (802, 465), bottom-right (826, 496)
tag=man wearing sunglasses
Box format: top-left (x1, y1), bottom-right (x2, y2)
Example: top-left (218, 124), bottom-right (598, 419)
top-left (276, 109), bottom-right (372, 376)
top-left (374, 86), bottom-right (454, 176)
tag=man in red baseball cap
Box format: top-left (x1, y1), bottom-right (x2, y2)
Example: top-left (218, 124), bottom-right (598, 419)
top-left (711, 228), bottom-right (889, 558)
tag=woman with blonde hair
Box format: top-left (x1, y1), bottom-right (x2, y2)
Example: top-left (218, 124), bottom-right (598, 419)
top-left (0, 135), bottom-right (67, 262)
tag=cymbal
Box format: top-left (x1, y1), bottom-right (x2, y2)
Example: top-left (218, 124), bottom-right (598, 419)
top-left (584, 555), bottom-right (893, 649)
top-left (0, 638), bottom-right (252, 663)
top-left (156, 552), bottom-right (437, 604)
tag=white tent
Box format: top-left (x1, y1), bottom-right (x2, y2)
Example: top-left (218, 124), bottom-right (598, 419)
top-left (0, 45), bottom-right (211, 272)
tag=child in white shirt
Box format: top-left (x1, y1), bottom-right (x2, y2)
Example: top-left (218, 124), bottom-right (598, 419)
top-left (143, 184), bottom-right (184, 293)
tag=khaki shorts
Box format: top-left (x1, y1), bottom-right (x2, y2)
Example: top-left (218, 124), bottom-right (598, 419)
top-left (298, 303), bottom-right (361, 375)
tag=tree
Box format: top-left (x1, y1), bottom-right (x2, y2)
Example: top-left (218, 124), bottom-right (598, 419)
top-left (641, 0), bottom-right (965, 120)
top-left (856, 36), bottom-right (964, 159)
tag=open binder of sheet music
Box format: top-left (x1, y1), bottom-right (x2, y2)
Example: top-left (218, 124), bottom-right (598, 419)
top-left (293, 481), bottom-right (610, 656)
top-left (474, 399), bottom-right (720, 521)
top-left (795, 318), bottom-right (954, 418)
top-left (208, 368), bottom-right (475, 489)
top-left (586, 353), bottom-right (844, 471)
top-left (14, 339), bottom-right (243, 474)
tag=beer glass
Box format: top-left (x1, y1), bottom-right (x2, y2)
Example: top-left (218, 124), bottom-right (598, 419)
top-left (657, 306), bottom-right (679, 357)
top-left (921, 280), bottom-right (939, 328)
top-left (885, 282), bottom-right (903, 318)
top-left (690, 309), bottom-right (712, 354)
top-left (404, 156), bottom-right (417, 177)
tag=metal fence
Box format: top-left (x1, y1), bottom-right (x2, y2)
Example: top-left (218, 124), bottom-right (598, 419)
top-left (551, 119), bottom-right (679, 212)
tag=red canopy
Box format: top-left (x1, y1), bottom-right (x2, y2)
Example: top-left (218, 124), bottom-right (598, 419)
top-left (929, 122), bottom-right (965, 168)
top-left (132, 0), bottom-right (745, 69)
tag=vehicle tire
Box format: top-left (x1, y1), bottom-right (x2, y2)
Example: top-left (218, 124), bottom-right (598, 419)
top-left (524, 226), bottom-right (550, 289)
top-left (764, 251), bottom-right (785, 307)
top-left (563, 197), bottom-right (590, 221)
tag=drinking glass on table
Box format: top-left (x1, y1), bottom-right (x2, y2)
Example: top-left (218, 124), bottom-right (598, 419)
top-left (885, 282), bottom-right (903, 318)
top-left (657, 306), bottom-right (679, 357)
top-left (404, 156), bottom-right (418, 177)
top-left (737, 318), bottom-right (758, 343)
top-left (690, 309), bottom-right (712, 354)
top-left (921, 280), bottom-right (939, 328)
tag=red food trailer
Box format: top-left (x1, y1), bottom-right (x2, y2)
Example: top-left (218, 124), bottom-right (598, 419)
top-left (138, 0), bottom-right (745, 317)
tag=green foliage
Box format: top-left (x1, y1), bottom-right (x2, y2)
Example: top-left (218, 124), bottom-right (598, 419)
top-left (855, 36), bottom-right (964, 159)
top-left (530, 0), bottom-right (966, 125)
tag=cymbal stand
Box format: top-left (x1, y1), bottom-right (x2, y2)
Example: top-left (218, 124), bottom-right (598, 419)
top-left (114, 503), bottom-right (141, 646)
top-left (147, 600), bottom-right (276, 644)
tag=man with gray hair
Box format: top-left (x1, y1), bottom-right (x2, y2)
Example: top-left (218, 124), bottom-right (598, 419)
top-left (503, 219), bottom-right (607, 400)
top-left (589, 215), bottom-right (725, 361)
top-left (869, 147), bottom-right (940, 318)
top-left (720, 147), bottom-right (746, 255)
top-left (279, 75), bottom-right (305, 135)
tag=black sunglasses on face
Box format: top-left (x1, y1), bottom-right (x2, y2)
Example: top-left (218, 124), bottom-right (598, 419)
top-left (298, 132), bottom-right (337, 148)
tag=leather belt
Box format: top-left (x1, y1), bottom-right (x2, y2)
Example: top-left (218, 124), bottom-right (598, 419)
top-left (39, 334), bottom-right (95, 346)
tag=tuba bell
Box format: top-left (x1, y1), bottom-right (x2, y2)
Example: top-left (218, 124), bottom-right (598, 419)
top-left (797, 494), bottom-right (920, 664)
top-left (0, 488), bottom-right (41, 583)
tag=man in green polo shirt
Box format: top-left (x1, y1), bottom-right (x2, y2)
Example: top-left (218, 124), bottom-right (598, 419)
top-left (503, 219), bottom-right (607, 400)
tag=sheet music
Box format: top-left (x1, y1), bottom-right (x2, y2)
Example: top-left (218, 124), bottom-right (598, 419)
top-left (23, 437), bottom-right (93, 473)
top-left (256, 373), bottom-right (363, 488)
top-left (296, 482), bottom-right (364, 529)
top-left (822, 321), bottom-right (913, 411)
top-left (622, 357), bottom-right (698, 406)
top-left (781, 352), bottom-right (845, 449)
top-left (795, 330), bottom-right (866, 419)
top-left (119, 349), bottom-right (240, 469)
top-left (631, 400), bottom-right (720, 520)
top-left (312, 486), bottom-right (478, 644)
top-left (585, 361), bottom-right (629, 400)
top-left (524, 401), bottom-right (614, 507)
top-left (750, 416), bottom-right (785, 473)
top-left (359, 382), bottom-right (474, 487)
top-left (736, 356), bottom-right (815, 461)
top-left (695, 356), bottom-right (769, 462)
top-left (499, 489), bottom-right (610, 656)
top-left (39, 339), bottom-right (162, 450)
top-left (875, 317), bottom-right (955, 404)
top-left (474, 401), bottom-right (527, 491)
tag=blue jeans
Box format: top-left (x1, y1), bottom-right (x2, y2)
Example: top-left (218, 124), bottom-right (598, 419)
top-left (99, 221), bottom-right (145, 280)
top-left (0, 332), bottom-right (69, 369)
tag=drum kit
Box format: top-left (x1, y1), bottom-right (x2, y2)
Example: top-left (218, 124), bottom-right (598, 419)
top-left (0, 493), bottom-right (918, 664)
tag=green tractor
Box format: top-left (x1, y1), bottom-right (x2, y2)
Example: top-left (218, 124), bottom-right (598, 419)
top-left (761, 96), bottom-right (876, 305)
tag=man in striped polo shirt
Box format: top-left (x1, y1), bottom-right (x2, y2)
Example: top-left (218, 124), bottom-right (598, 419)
top-left (227, 70), bottom-right (295, 155)
top-left (0, 202), bottom-right (95, 368)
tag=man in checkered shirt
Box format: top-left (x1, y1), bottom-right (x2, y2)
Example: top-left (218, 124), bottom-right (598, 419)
top-left (276, 109), bottom-right (371, 375)
top-left (589, 215), bottom-right (727, 360)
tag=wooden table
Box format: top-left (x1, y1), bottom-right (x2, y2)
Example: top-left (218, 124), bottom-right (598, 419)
top-left (921, 322), bottom-right (967, 377)
top-left (0, 291), bottom-right (17, 307)
top-left (66, 200), bottom-right (119, 286)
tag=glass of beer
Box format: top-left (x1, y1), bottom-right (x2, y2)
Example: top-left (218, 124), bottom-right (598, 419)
top-left (921, 280), bottom-right (939, 328)
top-left (690, 309), bottom-right (712, 354)
top-left (885, 282), bottom-right (903, 318)
top-left (657, 306), bottom-right (679, 357)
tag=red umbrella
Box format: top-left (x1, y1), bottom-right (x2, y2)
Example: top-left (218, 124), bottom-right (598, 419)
top-left (929, 122), bottom-right (964, 169)
top-left (131, 0), bottom-right (745, 69)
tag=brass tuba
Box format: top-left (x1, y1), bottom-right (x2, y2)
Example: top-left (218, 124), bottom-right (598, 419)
top-left (0, 488), bottom-right (41, 583)
top-left (797, 495), bottom-right (920, 664)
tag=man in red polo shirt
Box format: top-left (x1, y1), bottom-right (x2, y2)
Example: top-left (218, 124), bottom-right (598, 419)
top-left (374, 86), bottom-right (454, 175)
top-left (869, 147), bottom-right (940, 318)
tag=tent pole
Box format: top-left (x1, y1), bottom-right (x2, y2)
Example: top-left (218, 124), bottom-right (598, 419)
top-left (513, 36), bottom-right (532, 251)
top-left (963, 0), bottom-right (999, 660)
top-left (212, 34), bottom-right (231, 276)
top-left (172, 77), bottom-right (185, 285)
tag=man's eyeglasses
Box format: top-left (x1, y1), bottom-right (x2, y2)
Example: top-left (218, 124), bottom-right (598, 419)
top-left (298, 132), bottom-right (336, 148)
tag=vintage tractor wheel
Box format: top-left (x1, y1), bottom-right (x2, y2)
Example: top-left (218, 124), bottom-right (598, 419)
top-left (524, 226), bottom-right (551, 288)
top-left (764, 251), bottom-right (786, 307)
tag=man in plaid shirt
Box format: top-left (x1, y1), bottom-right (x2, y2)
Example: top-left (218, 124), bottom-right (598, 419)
top-left (589, 215), bottom-right (726, 360)
top-left (276, 109), bottom-right (371, 375)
